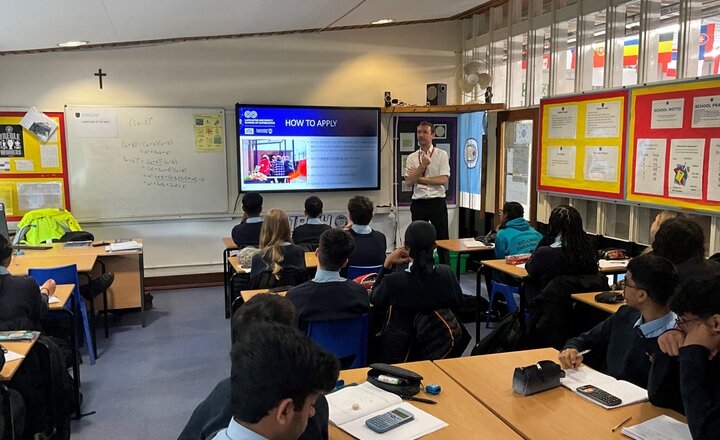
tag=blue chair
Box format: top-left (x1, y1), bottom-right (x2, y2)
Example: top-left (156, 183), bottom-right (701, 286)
top-left (485, 280), bottom-right (519, 328)
top-left (307, 314), bottom-right (369, 369)
top-left (347, 265), bottom-right (383, 280)
top-left (29, 264), bottom-right (96, 365)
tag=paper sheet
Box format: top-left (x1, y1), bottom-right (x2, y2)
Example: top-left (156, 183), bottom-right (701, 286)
top-left (651, 98), bottom-right (685, 129)
top-left (707, 139), bottom-right (720, 202)
top-left (622, 415), bottom-right (691, 440)
top-left (48, 296), bottom-right (61, 304)
top-left (328, 382), bottom-right (402, 426)
top-left (20, 107), bottom-right (58, 142)
top-left (40, 144), bottom-right (59, 168)
top-left (668, 139), bottom-right (705, 200)
top-left (561, 365), bottom-right (648, 409)
top-left (548, 105), bottom-right (578, 139)
top-left (634, 139), bottom-right (667, 196)
top-left (71, 108), bottom-right (118, 138)
top-left (4, 350), bottom-right (25, 363)
top-left (399, 133), bottom-right (415, 152)
top-left (585, 101), bottom-right (621, 138)
top-left (691, 95), bottom-right (720, 128)
top-left (547, 146), bottom-right (576, 179)
top-left (584, 146), bottom-right (618, 182)
top-left (339, 402), bottom-right (448, 440)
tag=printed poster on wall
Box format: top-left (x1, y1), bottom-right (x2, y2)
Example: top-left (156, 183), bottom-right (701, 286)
top-left (547, 105), bottom-right (577, 139)
top-left (668, 139), bottom-right (705, 200)
top-left (585, 101), bottom-right (621, 138)
top-left (584, 146), bottom-right (618, 182)
top-left (0, 125), bottom-right (24, 157)
top-left (627, 78), bottom-right (720, 212)
top-left (547, 146), bottom-right (576, 179)
top-left (634, 139), bottom-right (667, 196)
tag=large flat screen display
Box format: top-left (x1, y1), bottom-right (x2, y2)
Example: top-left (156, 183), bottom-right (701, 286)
top-left (237, 104), bottom-right (380, 193)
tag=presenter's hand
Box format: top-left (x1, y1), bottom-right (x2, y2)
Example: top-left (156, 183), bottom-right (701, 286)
top-left (658, 329), bottom-right (685, 356)
top-left (384, 247), bottom-right (411, 269)
top-left (558, 348), bottom-right (584, 369)
top-left (420, 155), bottom-right (431, 168)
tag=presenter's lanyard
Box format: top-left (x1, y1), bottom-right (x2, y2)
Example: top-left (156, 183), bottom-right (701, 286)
top-left (420, 146), bottom-right (434, 177)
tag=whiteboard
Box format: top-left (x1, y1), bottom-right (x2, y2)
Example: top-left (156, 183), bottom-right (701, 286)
top-left (65, 106), bottom-right (229, 220)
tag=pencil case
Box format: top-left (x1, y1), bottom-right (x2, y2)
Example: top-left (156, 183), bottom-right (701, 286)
top-left (512, 360), bottom-right (564, 396)
top-left (367, 363), bottom-right (423, 397)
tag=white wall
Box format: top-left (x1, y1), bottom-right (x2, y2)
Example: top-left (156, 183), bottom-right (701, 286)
top-left (0, 22), bottom-right (462, 276)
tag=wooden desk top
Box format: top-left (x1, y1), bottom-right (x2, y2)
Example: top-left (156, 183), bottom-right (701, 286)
top-left (223, 237), bottom-right (237, 250)
top-left (482, 259), bottom-right (529, 279)
top-left (8, 254), bottom-right (97, 275)
top-left (240, 289), bottom-right (287, 302)
top-left (435, 238), bottom-right (495, 253)
top-left (228, 252), bottom-right (318, 273)
top-left (330, 360), bottom-right (521, 440)
top-left (483, 259), bottom-right (626, 279)
top-left (49, 284), bottom-right (74, 311)
top-left (15, 239), bottom-right (143, 257)
top-left (572, 291), bottom-right (625, 314)
top-left (0, 333), bottom-right (39, 381)
top-left (435, 348), bottom-right (686, 439)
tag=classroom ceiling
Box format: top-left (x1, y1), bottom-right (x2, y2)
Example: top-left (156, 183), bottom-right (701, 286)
top-left (3, 0), bottom-right (488, 54)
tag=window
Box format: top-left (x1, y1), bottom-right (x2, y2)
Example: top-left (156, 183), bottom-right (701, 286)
top-left (697, 1), bottom-right (720, 77)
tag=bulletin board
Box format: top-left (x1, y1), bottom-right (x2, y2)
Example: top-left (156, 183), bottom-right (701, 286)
top-left (538, 89), bottom-right (629, 199)
top-left (0, 112), bottom-right (70, 221)
top-left (394, 116), bottom-right (457, 206)
top-left (626, 78), bottom-right (720, 213)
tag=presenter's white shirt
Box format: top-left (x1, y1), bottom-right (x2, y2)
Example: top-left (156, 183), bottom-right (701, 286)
top-left (404, 146), bottom-right (450, 199)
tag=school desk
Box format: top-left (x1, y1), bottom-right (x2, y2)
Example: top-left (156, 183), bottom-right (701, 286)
top-left (434, 238), bottom-right (495, 280)
top-left (572, 291), bottom-right (625, 314)
top-left (435, 348), bottom-right (686, 439)
top-left (330, 360), bottom-right (521, 439)
top-left (0, 333), bottom-right (39, 381)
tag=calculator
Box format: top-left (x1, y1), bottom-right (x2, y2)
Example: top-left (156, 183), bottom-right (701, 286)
top-left (365, 407), bottom-right (415, 433)
top-left (576, 385), bottom-right (622, 406)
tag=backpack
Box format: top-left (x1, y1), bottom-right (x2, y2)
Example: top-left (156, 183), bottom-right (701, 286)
top-left (15, 209), bottom-right (83, 245)
top-left (413, 309), bottom-right (466, 360)
top-left (472, 309), bottom-right (526, 356)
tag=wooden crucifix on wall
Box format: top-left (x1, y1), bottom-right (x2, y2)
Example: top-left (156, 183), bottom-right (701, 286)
top-left (94, 69), bottom-right (107, 89)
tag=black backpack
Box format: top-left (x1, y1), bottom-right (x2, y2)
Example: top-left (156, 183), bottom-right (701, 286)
top-left (472, 309), bottom-right (525, 356)
top-left (59, 231), bottom-right (94, 242)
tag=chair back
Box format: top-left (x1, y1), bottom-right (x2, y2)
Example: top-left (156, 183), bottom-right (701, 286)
top-left (347, 265), bottom-right (383, 280)
top-left (28, 264), bottom-right (80, 305)
top-left (307, 314), bottom-right (369, 369)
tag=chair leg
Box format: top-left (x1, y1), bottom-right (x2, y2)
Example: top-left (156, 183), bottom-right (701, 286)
top-left (88, 294), bottom-right (98, 360)
top-left (102, 288), bottom-right (109, 338)
top-left (485, 289), bottom-right (497, 329)
top-left (76, 294), bottom-right (96, 365)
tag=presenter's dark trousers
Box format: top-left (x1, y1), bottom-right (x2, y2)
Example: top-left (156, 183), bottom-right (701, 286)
top-left (410, 197), bottom-right (449, 265)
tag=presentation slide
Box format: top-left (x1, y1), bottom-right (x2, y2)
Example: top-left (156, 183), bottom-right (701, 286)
top-left (237, 105), bottom-right (380, 192)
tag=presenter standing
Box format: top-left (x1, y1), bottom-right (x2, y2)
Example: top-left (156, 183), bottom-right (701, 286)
top-left (404, 121), bottom-right (451, 264)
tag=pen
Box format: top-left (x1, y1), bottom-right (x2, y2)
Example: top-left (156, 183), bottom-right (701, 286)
top-left (578, 349), bottom-right (591, 356)
top-left (401, 395), bottom-right (437, 405)
top-left (611, 416), bottom-right (632, 432)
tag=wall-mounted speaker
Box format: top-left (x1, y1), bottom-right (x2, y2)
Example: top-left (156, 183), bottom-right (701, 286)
top-left (426, 83), bottom-right (447, 106)
top-left (384, 91), bottom-right (392, 108)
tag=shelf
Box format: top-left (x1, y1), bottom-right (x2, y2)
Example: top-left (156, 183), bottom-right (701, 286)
top-left (381, 103), bottom-right (505, 113)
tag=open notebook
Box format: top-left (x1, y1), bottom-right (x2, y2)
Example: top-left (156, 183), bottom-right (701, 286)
top-left (561, 365), bottom-right (648, 409)
top-left (327, 382), bottom-right (447, 440)
top-left (622, 415), bottom-right (691, 440)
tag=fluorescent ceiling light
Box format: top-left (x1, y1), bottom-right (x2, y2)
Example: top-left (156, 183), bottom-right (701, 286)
top-left (371, 19), bottom-right (394, 25)
top-left (57, 41), bottom-right (88, 47)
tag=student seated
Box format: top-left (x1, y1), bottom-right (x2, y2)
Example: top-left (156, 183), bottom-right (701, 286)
top-left (249, 208), bottom-right (308, 289)
top-left (179, 294), bottom-right (332, 440)
top-left (558, 254), bottom-right (678, 388)
top-left (286, 229), bottom-right (370, 333)
top-left (292, 196), bottom-right (331, 251)
top-left (480, 201), bottom-right (541, 296)
top-left (210, 323), bottom-right (339, 440)
top-left (655, 268), bottom-right (720, 439)
top-left (370, 221), bottom-right (464, 363)
top-left (343, 196), bottom-right (386, 277)
top-left (652, 217), bottom-right (718, 279)
top-left (231, 192), bottom-right (264, 248)
top-left (524, 205), bottom-right (606, 348)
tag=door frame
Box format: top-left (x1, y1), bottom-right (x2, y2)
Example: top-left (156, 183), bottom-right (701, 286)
top-left (495, 107), bottom-right (540, 225)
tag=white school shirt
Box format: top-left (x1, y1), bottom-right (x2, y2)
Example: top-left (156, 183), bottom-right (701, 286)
top-left (404, 146), bottom-right (450, 200)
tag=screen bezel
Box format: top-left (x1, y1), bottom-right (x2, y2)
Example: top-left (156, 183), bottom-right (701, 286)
top-left (235, 103), bottom-right (381, 194)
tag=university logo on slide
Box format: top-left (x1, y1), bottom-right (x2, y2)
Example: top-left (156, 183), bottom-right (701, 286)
top-left (464, 138), bottom-right (479, 169)
top-left (243, 110), bottom-right (258, 119)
